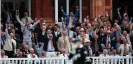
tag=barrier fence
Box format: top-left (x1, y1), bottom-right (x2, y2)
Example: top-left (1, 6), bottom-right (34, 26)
top-left (0, 56), bottom-right (133, 64)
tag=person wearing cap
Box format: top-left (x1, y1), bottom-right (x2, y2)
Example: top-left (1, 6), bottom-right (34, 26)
top-left (83, 39), bottom-right (92, 56)
top-left (78, 28), bottom-right (89, 42)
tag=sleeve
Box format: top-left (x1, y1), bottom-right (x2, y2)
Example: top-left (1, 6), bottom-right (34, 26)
top-left (118, 45), bottom-right (122, 54)
top-left (15, 15), bottom-right (25, 26)
top-left (5, 28), bottom-right (10, 39)
top-left (73, 9), bottom-right (79, 18)
top-left (61, 10), bottom-right (68, 17)
top-left (117, 12), bottom-right (122, 20)
top-left (30, 20), bottom-right (40, 29)
top-left (57, 38), bottom-right (61, 51)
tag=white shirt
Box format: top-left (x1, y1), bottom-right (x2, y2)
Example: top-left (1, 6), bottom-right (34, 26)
top-left (16, 16), bottom-right (40, 42)
top-left (119, 44), bottom-right (131, 56)
top-left (58, 54), bottom-right (68, 58)
top-left (27, 54), bottom-right (38, 64)
top-left (0, 55), bottom-right (8, 58)
top-left (69, 17), bottom-right (73, 28)
top-left (4, 29), bottom-right (16, 53)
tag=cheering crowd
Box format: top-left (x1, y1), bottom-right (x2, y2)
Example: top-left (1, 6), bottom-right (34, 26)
top-left (0, 4), bottom-right (133, 61)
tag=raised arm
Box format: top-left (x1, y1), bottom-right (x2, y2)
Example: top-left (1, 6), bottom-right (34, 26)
top-left (61, 7), bottom-right (69, 18)
top-left (74, 6), bottom-right (79, 18)
top-left (5, 24), bottom-right (10, 39)
top-left (31, 19), bottom-right (41, 29)
top-left (15, 15), bottom-right (25, 26)
top-left (117, 8), bottom-right (122, 20)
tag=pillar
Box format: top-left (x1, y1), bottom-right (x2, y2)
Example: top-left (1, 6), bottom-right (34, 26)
top-left (28, 0), bottom-right (31, 17)
top-left (66, 0), bottom-right (69, 15)
top-left (79, 0), bottom-right (82, 23)
top-left (55, 0), bottom-right (58, 24)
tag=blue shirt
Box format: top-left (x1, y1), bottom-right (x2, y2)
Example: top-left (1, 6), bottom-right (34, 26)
top-left (47, 40), bottom-right (55, 52)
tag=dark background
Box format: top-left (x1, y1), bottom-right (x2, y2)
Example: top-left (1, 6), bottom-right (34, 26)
top-left (113, 0), bottom-right (133, 20)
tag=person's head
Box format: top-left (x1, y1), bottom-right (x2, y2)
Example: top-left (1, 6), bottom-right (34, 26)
top-left (30, 48), bottom-right (34, 54)
top-left (26, 21), bottom-right (30, 27)
top-left (73, 32), bottom-right (77, 37)
top-left (15, 4), bottom-right (19, 10)
top-left (100, 26), bottom-right (104, 33)
top-left (103, 49), bottom-right (108, 55)
top-left (76, 27), bottom-right (80, 32)
top-left (80, 28), bottom-right (85, 34)
top-left (87, 23), bottom-right (91, 29)
top-left (62, 31), bottom-right (66, 37)
top-left (18, 51), bottom-right (22, 57)
top-left (24, 11), bottom-right (28, 17)
top-left (47, 25), bottom-right (52, 30)
top-left (123, 31), bottom-right (127, 37)
top-left (84, 39), bottom-right (91, 46)
top-left (47, 29), bottom-right (52, 35)
top-left (23, 44), bottom-right (28, 50)
top-left (94, 34), bottom-right (99, 40)
top-left (48, 34), bottom-right (53, 40)
top-left (42, 25), bottom-right (46, 31)
top-left (70, 12), bottom-right (73, 16)
top-left (54, 24), bottom-right (58, 31)
top-left (123, 21), bottom-right (127, 27)
top-left (10, 32), bottom-right (14, 38)
top-left (112, 49), bottom-right (116, 55)
top-left (106, 30), bottom-right (111, 36)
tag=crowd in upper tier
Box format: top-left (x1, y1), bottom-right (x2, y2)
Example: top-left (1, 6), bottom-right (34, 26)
top-left (1, 4), bottom-right (133, 59)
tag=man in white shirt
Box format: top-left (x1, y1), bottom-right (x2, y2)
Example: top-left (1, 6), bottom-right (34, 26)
top-left (27, 48), bottom-right (38, 64)
top-left (99, 49), bottom-right (109, 64)
top-left (0, 50), bottom-right (8, 64)
top-left (123, 31), bottom-right (132, 46)
top-left (110, 49), bottom-right (119, 64)
top-left (118, 38), bottom-right (132, 56)
top-left (16, 15), bottom-right (41, 49)
top-left (0, 50), bottom-right (8, 58)
top-left (4, 24), bottom-right (16, 58)
top-left (78, 28), bottom-right (89, 42)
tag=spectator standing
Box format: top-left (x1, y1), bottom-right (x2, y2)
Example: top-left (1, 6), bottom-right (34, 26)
top-left (57, 31), bottom-right (70, 52)
top-left (46, 34), bottom-right (57, 57)
top-left (118, 38), bottom-right (132, 56)
top-left (3, 24), bottom-right (16, 58)
top-left (61, 6), bottom-right (79, 28)
top-left (16, 14), bottom-right (41, 49)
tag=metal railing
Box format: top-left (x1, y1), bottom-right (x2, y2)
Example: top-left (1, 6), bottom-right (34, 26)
top-left (86, 56), bottom-right (133, 64)
top-left (0, 56), bottom-right (133, 64)
top-left (0, 57), bottom-right (72, 64)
